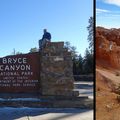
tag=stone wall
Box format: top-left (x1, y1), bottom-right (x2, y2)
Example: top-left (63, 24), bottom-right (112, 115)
top-left (40, 42), bottom-right (79, 96)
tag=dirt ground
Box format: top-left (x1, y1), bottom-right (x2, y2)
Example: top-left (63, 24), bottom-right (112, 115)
top-left (96, 66), bottom-right (120, 120)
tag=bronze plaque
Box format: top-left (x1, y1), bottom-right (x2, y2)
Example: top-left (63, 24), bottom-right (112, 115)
top-left (0, 52), bottom-right (40, 92)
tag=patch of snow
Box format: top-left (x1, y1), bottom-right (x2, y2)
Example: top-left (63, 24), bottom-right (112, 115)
top-left (88, 96), bottom-right (94, 99)
top-left (0, 107), bottom-right (93, 120)
top-left (0, 98), bottom-right (43, 101)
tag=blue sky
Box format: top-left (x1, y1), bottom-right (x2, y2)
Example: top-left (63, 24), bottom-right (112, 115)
top-left (96, 0), bottom-right (120, 28)
top-left (0, 0), bottom-right (93, 57)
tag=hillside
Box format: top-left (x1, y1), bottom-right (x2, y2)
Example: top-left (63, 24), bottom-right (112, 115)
top-left (96, 27), bottom-right (120, 120)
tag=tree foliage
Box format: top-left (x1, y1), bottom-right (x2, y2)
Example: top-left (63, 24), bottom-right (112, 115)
top-left (11, 49), bottom-right (22, 55)
top-left (82, 48), bottom-right (93, 74)
top-left (29, 47), bottom-right (38, 53)
top-left (64, 41), bottom-right (77, 58)
top-left (65, 41), bottom-right (93, 75)
top-left (87, 16), bottom-right (94, 54)
top-left (73, 54), bottom-right (83, 75)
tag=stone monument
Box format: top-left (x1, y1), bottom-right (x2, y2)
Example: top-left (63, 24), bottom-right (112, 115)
top-left (40, 42), bottom-right (79, 96)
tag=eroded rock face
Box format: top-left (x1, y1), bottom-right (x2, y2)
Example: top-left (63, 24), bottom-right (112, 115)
top-left (96, 27), bottom-right (120, 69)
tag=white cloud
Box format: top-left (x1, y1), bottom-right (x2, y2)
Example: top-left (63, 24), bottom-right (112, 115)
top-left (96, 8), bottom-right (110, 14)
top-left (104, 0), bottom-right (120, 6)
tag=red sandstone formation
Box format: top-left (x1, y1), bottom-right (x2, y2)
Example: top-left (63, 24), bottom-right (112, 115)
top-left (96, 27), bottom-right (120, 69)
top-left (96, 27), bottom-right (120, 120)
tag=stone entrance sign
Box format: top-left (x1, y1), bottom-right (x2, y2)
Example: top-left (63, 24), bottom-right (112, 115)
top-left (0, 42), bottom-right (79, 97)
top-left (0, 52), bottom-right (40, 92)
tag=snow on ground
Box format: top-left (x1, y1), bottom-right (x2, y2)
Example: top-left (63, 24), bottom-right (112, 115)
top-left (0, 81), bottom-right (93, 120)
top-left (0, 98), bottom-right (42, 101)
top-left (0, 107), bottom-right (93, 120)
top-left (74, 81), bottom-right (93, 99)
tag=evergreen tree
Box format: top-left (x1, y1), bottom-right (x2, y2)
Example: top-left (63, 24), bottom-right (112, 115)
top-left (64, 41), bottom-right (77, 58)
top-left (73, 57), bottom-right (77, 75)
top-left (64, 41), bottom-right (79, 75)
top-left (72, 55), bottom-right (84, 75)
top-left (83, 48), bottom-right (93, 74)
top-left (11, 49), bottom-right (22, 55)
top-left (87, 16), bottom-right (94, 54)
top-left (29, 47), bottom-right (38, 53)
top-left (78, 54), bottom-right (83, 74)
top-left (15, 52), bottom-right (23, 55)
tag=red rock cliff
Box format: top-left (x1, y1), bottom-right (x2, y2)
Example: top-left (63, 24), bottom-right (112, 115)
top-left (96, 27), bottom-right (120, 69)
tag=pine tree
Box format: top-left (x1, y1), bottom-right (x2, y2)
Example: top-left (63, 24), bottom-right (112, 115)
top-left (87, 16), bottom-right (94, 54)
top-left (83, 48), bottom-right (93, 74)
top-left (78, 54), bottom-right (83, 74)
top-left (29, 47), bottom-right (38, 53)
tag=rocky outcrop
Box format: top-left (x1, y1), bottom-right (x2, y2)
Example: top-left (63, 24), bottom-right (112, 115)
top-left (96, 27), bottom-right (120, 120)
top-left (96, 27), bottom-right (120, 69)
